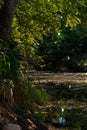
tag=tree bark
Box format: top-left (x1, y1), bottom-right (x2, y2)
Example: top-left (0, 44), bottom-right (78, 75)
top-left (0, 0), bottom-right (17, 43)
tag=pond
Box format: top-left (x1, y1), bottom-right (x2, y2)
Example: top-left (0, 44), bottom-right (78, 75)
top-left (43, 82), bottom-right (87, 130)
top-left (29, 72), bottom-right (87, 130)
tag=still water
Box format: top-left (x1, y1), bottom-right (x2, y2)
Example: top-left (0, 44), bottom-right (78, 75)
top-left (30, 72), bottom-right (87, 130)
top-left (43, 82), bottom-right (87, 130)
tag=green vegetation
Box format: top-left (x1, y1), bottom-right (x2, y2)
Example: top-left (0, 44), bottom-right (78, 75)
top-left (11, 0), bottom-right (87, 72)
top-left (0, 0), bottom-right (87, 129)
top-left (14, 77), bottom-right (49, 113)
top-left (36, 28), bottom-right (87, 71)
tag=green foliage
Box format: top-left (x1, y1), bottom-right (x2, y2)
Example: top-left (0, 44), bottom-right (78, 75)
top-left (0, 0), bottom-right (87, 117)
top-left (0, 40), bottom-right (21, 108)
top-left (36, 27), bottom-right (87, 72)
top-left (0, 45), bottom-right (10, 80)
top-left (35, 32), bottom-right (62, 70)
top-left (12, 0), bottom-right (85, 43)
top-left (0, 42), bottom-right (20, 82)
top-left (14, 77), bottom-right (49, 113)
top-left (0, 0), bottom-right (87, 72)
top-left (10, 0), bottom-right (87, 72)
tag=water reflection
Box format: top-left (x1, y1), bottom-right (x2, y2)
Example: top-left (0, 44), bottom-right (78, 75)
top-left (44, 82), bottom-right (87, 130)
top-left (30, 72), bottom-right (87, 129)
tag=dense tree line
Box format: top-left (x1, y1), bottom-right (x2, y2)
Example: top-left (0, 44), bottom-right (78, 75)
top-left (36, 27), bottom-right (87, 72)
top-left (11, 0), bottom-right (87, 72)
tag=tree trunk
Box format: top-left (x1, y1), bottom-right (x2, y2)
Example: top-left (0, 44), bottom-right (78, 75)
top-left (0, 0), bottom-right (17, 43)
